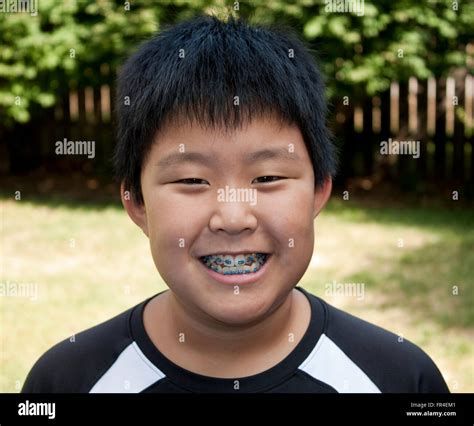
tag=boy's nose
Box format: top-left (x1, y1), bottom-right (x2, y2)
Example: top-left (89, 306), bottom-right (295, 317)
top-left (208, 201), bottom-right (258, 235)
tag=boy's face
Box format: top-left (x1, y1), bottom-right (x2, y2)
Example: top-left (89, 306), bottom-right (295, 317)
top-left (124, 115), bottom-right (331, 325)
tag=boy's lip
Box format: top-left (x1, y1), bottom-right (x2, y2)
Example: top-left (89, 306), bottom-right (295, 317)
top-left (197, 254), bottom-right (272, 285)
top-left (196, 250), bottom-right (270, 257)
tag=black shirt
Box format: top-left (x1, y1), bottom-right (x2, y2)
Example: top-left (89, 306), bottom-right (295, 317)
top-left (22, 287), bottom-right (449, 393)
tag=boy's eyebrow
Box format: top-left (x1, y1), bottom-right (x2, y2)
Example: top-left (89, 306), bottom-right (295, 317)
top-left (156, 152), bottom-right (215, 168)
top-left (156, 147), bottom-right (301, 169)
top-left (244, 147), bottom-right (301, 163)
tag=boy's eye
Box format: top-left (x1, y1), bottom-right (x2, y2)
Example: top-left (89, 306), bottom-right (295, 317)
top-left (252, 176), bottom-right (285, 184)
top-left (174, 178), bottom-right (209, 185)
top-left (174, 176), bottom-right (285, 185)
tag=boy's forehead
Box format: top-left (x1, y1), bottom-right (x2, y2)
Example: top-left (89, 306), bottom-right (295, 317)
top-left (155, 146), bottom-right (303, 171)
top-left (154, 113), bottom-right (302, 151)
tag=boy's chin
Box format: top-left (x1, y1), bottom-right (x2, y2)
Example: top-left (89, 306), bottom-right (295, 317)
top-left (200, 295), bottom-right (277, 327)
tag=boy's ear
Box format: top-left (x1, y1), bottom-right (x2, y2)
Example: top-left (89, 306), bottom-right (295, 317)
top-left (313, 177), bottom-right (332, 219)
top-left (120, 183), bottom-right (149, 237)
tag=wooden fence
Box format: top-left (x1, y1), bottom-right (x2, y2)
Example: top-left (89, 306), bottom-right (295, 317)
top-left (2, 72), bottom-right (473, 190)
top-left (334, 72), bottom-right (473, 188)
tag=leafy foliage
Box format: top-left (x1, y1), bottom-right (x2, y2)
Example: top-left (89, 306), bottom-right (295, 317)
top-left (0, 0), bottom-right (473, 125)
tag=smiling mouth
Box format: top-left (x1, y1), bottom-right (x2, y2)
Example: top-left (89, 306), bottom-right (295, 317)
top-left (199, 253), bottom-right (270, 275)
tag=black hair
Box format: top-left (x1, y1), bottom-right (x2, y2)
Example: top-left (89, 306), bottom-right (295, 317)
top-left (114, 14), bottom-right (337, 204)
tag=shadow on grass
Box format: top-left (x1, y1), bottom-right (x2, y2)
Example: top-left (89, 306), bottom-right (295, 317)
top-left (325, 198), bottom-right (474, 233)
top-left (0, 191), bottom-right (122, 212)
top-left (345, 237), bottom-right (474, 329)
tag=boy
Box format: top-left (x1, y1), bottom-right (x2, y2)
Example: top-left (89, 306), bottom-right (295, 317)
top-left (22, 15), bottom-right (449, 393)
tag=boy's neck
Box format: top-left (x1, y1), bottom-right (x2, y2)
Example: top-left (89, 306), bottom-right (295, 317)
top-left (143, 288), bottom-right (311, 378)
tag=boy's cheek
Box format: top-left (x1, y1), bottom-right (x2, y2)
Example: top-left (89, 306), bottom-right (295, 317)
top-left (263, 194), bottom-right (315, 239)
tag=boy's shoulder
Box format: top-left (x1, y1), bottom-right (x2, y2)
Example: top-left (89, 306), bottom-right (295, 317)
top-left (21, 301), bottom-right (140, 393)
top-left (308, 291), bottom-right (449, 392)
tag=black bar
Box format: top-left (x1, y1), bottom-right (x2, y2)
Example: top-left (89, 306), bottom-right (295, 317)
top-left (0, 393), bottom-right (471, 424)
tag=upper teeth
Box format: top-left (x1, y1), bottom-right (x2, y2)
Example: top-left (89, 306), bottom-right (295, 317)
top-left (201, 253), bottom-right (266, 267)
top-left (200, 252), bottom-right (268, 275)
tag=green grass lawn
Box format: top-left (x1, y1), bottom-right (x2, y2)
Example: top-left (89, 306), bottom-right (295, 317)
top-left (1, 196), bottom-right (473, 392)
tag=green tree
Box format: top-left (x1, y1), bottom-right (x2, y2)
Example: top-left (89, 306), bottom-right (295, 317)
top-left (0, 0), bottom-right (472, 124)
